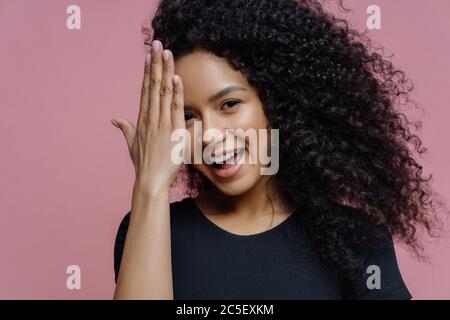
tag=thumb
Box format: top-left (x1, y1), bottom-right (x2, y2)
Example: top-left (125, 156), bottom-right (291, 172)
top-left (111, 118), bottom-right (136, 148)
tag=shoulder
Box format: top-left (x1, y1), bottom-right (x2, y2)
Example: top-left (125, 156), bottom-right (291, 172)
top-left (335, 204), bottom-right (412, 300)
top-left (334, 203), bottom-right (393, 249)
top-left (170, 196), bottom-right (195, 219)
top-left (335, 203), bottom-right (401, 270)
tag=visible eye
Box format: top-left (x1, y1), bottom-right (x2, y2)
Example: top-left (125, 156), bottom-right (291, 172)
top-left (221, 99), bottom-right (240, 110)
top-left (184, 112), bottom-right (196, 121)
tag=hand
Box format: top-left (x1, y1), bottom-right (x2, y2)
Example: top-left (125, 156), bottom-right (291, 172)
top-left (111, 40), bottom-right (186, 192)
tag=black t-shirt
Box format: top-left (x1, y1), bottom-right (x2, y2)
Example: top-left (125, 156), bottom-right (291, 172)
top-left (114, 197), bottom-right (412, 300)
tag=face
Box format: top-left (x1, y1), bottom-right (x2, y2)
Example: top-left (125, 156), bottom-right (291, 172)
top-left (174, 49), bottom-right (272, 196)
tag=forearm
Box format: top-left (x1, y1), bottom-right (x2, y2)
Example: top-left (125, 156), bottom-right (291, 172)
top-left (113, 183), bottom-right (173, 300)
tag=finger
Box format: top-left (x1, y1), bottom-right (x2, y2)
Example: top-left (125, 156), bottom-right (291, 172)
top-left (149, 40), bottom-right (163, 130)
top-left (111, 118), bottom-right (136, 151)
top-left (171, 75), bottom-right (185, 130)
top-left (159, 49), bottom-right (175, 127)
top-left (137, 51), bottom-right (152, 134)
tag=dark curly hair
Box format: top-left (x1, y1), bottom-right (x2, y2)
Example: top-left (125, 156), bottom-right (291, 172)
top-left (142, 0), bottom-right (446, 294)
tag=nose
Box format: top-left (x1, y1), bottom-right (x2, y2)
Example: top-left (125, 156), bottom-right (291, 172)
top-left (200, 113), bottom-right (229, 154)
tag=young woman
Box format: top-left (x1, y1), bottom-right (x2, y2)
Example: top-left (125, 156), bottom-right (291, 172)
top-left (111, 0), bottom-right (439, 300)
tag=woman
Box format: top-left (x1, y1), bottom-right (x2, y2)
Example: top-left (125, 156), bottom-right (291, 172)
top-left (111, 0), bottom-right (439, 299)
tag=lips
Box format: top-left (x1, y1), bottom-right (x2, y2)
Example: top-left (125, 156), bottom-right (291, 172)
top-left (209, 148), bottom-right (245, 178)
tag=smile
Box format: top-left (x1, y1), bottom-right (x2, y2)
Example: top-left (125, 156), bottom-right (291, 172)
top-left (209, 148), bottom-right (246, 178)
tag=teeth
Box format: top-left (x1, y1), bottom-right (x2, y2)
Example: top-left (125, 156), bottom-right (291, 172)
top-left (213, 151), bottom-right (235, 164)
top-left (212, 148), bottom-right (244, 164)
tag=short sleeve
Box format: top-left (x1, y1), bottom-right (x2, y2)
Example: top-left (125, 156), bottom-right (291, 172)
top-left (347, 226), bottom-right (412, 300)
top-left (113, 211), bottom-right (131, 284)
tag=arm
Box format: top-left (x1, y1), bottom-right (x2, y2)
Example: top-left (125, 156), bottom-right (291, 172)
top-left (113, 185), bottom-right (172, 299)
top-left (111, 39), bottom-right (185, 299)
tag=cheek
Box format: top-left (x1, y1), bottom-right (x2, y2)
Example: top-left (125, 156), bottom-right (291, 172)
top-left (234, 103), bottom-right (268, 130)
top-left (235, 103), bottom-right (270, 162)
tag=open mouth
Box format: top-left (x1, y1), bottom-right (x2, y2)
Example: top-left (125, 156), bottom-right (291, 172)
top-left (208, 148), bottom-right (245, 178)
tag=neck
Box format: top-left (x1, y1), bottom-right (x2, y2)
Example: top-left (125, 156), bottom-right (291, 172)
top-left (197, 176), bottom-right (296, 218)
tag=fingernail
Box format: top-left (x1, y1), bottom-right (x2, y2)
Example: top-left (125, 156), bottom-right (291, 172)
top-left (172, 75), bottom-right (180, 85)
top-left (163, 50), bottom-right (170, 61)
top-left (111, 119), bottom-right (119, 128)
top-left (145, 52), bottom-right (151, 64)
top-left (152, 40), bottom-right (160, 53)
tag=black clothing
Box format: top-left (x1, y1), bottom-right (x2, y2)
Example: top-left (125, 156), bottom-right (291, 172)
top-left (114, 197), bottom-right (412, 300)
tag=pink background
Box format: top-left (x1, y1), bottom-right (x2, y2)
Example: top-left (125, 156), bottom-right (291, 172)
top-left (1, 0), bottom-right (449, 299)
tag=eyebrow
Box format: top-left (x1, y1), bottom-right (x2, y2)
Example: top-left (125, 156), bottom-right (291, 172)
top-left (207, 85), bottom-right (247, 103)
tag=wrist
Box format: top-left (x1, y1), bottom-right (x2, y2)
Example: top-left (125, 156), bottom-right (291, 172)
top-left (133, 178), bottom-right (171, 197)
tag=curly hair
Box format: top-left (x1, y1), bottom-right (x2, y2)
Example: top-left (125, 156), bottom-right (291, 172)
top-left (142, 0), bottom-right (445, 292)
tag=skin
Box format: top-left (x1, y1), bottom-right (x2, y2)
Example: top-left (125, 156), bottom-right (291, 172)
top-left (111, 40), bottom-right (295, 299)
top-left (175, 49), bottom-right (295, 234)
